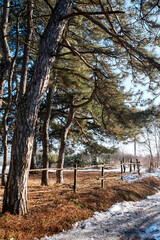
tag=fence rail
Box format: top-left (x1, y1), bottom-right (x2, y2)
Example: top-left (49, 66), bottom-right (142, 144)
top-left (0, 161), bottom-right (141, 193)
top-left (120, 158), bottom-right (141, 180)
top-left (29, 164), bottom-right (112, 172)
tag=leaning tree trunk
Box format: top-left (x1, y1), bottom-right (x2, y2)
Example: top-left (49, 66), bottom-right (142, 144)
top-left (41, 87), bottom-right (53, 186)
top-left (2, 0), bottom-right (72, 215)
top-left (56, 105), bottom-right (75, 184)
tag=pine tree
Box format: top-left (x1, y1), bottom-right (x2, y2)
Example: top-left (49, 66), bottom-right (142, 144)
top-left (2, 0), bottom-right (72, 215)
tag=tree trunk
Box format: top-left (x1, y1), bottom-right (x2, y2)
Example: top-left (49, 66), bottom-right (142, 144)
top-left (146, 130), bottom-right (154, 173)
top-left (41, 87), bottom-right (53, 186)
top-left (149, 154), bottom-right (154, 173)
top-left (1, 14), bottom-right (19, 185)
top-left (56, 105), bottom-right (75, 183)
top-left (30, 136), bottom-right (37, 170)
top-left (30, 120), bottom-right (39, 171)
top-left (153, 124), bottom-right (160, 168)
top-left (2, 114), bottom-right (8, 186)
top-left (0, 0), bottom-right (11, 109)
top-left (19, 0), bottom-right (33, 99)
top-left (2, 0), bottom-right (72, 215)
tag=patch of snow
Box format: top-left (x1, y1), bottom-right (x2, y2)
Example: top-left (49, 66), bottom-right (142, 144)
top-left (121, 167), bottom-right (160, 182)
top-left (40, 181), bottom-right (160, 240)
top-left (122, 173), bottom-right (142, 181)
top-left (138, 222), bottom-right (160, 240)
top-left (48, 168), bottom-right (121, 173)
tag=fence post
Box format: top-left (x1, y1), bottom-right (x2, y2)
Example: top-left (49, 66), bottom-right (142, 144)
top-left (101, 164), bottom-right (104, 188)
top-left (137, 160), bottom-right (140, 175)
top-left (136, 159), bottom-right (140, 175)
top-left (133, 161), bottom-right (136, 171)
top-left (155, 161), bottom-right (158, 168)
top-left (120, 160), bottom-right (123, 180)
top-left (74, 163), bottom-right (77, 193)
top-left (123, 158), bottom-right (126, 173)
top-left (136, 159), bottom-right (138, 170)
top-left (130, 159), bottom-right (132, 172)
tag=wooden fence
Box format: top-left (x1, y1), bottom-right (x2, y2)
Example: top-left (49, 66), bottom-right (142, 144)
top-left (0, 160), bottom-right (141, 193)
top-left (30, 163), bottom-right (112, 192)
top-left (0, 164), bottom-right (113, 191)
top-left (120, 158), bottom-right (141, 181)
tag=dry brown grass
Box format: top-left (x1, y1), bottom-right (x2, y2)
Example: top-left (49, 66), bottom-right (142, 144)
top-left (0, 171), bottom-right (160, 240)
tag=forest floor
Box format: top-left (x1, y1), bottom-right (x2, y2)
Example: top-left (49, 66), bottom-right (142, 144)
top-left (0, 171), bottom-right (160, 240)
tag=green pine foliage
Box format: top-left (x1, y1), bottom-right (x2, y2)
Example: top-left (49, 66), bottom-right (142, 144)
top-left (1, 0), bottom-right (160, 163)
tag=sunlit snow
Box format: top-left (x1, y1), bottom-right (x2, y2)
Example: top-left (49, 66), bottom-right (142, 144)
top-left (39, 169), bottom-right (160, 240)
top-left (1, 164), bottom-right (160, 239)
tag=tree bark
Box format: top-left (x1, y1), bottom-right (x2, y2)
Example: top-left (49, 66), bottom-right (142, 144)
top-left (2, 114), bottom-right (8, 186)
top-left (55, 88), bottom-right (96, 184)
top-left (1, 14), bottom-right (19, 186)
top-left (41, 87), bottom-right (53, 186)
top-left (19, 0), bottom-right (33, 99)
top-left (30, 136), bottom-right (37, 170)
top-left (0, 0), bottom-right (11, 109)
top-left (56, 105), bottom-right (75, 183)
top-left (2, 0), bottom-right (72, 215)
top-left (146, 130), bottom-right (154, 173)
top-left (30, 119), bottom-right (39, 170)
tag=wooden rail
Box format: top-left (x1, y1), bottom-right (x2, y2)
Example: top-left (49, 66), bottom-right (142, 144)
top-left (29, 164), bottom-right (112, 172)
top-left (0, 161), bottom-right (141, 193)
top-left (0, 164), bottom-right (114, 191)
top-left (120, 158), bottom-right (141, 180)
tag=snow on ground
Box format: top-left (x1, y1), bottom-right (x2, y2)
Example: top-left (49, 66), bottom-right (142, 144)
top-left (48, 168), bottom-right (121, 173)
top-left (123, 168), bottom-right (160, 182)
top-left (39, 170), bottom-right (160, 240)
top-left (0, 166), bottom-right (119, 174)
top-left (40, 191), bottom-right (160, 240)
top-left (2, 164), bottom-right (160, 239)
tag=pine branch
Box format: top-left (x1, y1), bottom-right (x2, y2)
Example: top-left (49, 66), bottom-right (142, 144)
top-left (43, 0), bottom-right (54, 12)
top-left (61, 10), bottom-right (124, 20)
top-left (74, 119), bottom-right (98, 152)
top-left (72, 89), bottom-right (96, 108)
top-left (62, 37), bottom-right (96, 70)
top-left (73, 6), bottom-right (160, 71)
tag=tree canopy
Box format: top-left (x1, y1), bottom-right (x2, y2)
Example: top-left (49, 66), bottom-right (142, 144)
top-left (1, 0), bottom-right (160, 214)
